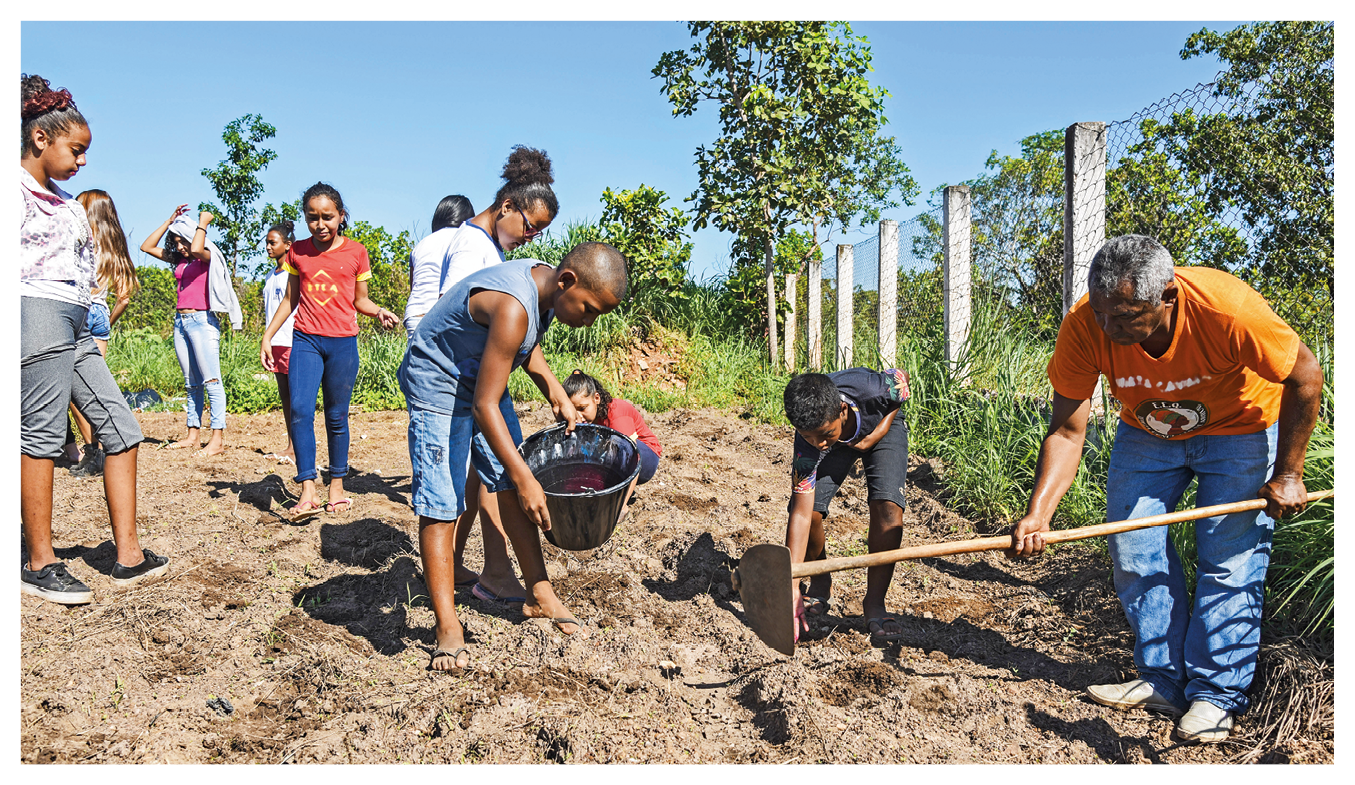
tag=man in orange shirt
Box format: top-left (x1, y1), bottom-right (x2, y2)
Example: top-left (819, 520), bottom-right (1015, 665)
top-left (1011, 235), bottom-right (1323, 743)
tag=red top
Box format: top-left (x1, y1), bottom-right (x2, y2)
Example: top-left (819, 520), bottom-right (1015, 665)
top-left (174, 258), bottom-right (210, 311)
top-left (282, 237), bottom-right (373, 337)
top-left (600, 398), bottom-right (662, 456)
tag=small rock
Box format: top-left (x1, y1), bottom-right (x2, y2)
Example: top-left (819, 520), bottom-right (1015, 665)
top-left (923, 611), bottom-right (934, 620)
top-left (206, 696), bottom-right (234, 716)
top-left (658, 660), bottom-right (680, 679)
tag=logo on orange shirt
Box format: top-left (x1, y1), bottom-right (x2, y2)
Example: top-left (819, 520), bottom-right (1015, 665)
top-left (1134, 400), bottom-right (1210, 439)
top-left (306, 269), bottom-right (340, 307)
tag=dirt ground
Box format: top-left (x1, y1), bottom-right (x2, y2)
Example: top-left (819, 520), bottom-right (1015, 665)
top-left (19, 404), bottom-right (1334, 764)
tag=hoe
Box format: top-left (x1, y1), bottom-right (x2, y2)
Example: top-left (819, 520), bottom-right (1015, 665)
top-left (731, 490), bottom-right (1334, 655)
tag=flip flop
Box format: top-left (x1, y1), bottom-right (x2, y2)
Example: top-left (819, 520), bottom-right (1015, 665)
top-left (324, 498), bottom-right (353, 514)
top-left (287, 503), bottom-right (323, 523)
top-left (429, 647), bottom-right (470, 672)
top-left (801, 594), bottom-right (830, 617)
top-left (471, 582), bottom-right (527, 604)
top-left (548, 618), bottom-right (582, 634)
top-left (867, 615), bottom-right (905, 645)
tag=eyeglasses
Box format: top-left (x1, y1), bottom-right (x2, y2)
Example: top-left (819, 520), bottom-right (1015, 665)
top-left (517, 206), bottom-right (543, 241)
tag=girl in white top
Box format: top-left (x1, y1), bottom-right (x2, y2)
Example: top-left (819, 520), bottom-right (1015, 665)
top-left (413, 146), bottom-right (559, 614)
top-left (262, 219), bottom-right (298, 464)
top-left (403, 194), bottom-right (474, 335)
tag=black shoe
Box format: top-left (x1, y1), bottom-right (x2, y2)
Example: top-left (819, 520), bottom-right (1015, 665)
top-left (21, 561), bottom-right (94, 605)
top-left (69, 445), bottom-right (105, 478)
top-left (111, 549), bottom-right (170, 587)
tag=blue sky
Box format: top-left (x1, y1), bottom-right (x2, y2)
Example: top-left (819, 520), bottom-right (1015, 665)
top-left (20, 21), bottom-right (1234, 280)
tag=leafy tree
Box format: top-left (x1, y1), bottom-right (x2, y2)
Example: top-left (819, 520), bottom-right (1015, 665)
top-left (260, 198), bottom-right (302, 242)
top-left (724, 229), bottom-right (817, 331)
top-left (654, 21), bottom-right (918, 363)
top-left (344, 220), bottom-right (414, 329)
top-left (1155, 21), bottom-right (1333, 294)
top-left (599, 184), bottom-right (693, 306)
top-left (198, 114), bottom-right (294, 280)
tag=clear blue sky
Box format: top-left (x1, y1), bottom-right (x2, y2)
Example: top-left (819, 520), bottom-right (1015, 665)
top-left (20, 21), bottom-right (1234, 280)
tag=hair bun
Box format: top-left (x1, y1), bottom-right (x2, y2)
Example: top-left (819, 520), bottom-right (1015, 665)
top-left (20, 74), bottom-right (75, 120)
top-left (501, 145), bottom-right (554, 187)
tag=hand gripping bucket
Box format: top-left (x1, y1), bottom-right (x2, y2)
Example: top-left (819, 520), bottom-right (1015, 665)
top-left (517, 423), bottom-right (641, 551)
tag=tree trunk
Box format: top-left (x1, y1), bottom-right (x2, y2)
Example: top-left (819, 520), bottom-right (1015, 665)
top-left (765, 235), bottom-right (778, 369)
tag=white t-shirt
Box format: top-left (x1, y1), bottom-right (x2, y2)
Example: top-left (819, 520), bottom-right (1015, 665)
top-left (404, 223), bottom-right (505, 323)
top-left (262, 267), bottom-right (296, 347)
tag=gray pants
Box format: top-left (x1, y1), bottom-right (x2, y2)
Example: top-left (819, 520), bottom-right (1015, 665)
top-left (21, 296), bottom-right (143, 459)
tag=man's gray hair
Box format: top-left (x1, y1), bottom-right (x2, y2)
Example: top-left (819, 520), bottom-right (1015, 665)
top-left (1088, 235), bottom-right (1176, 305)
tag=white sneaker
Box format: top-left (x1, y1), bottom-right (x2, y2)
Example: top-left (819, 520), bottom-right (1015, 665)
top-left (1175, 700), bottom-right (1234, 743)
top-left (1086, 679), bottom-right (1183, 714)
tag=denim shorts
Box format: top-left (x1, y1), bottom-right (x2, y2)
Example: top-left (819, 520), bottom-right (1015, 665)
top-left (407, 394), bottom-right (522, 521)
top-left (86, 302), bottom-right (111, 341)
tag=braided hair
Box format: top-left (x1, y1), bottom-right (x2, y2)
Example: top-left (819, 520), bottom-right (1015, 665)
top-left (562, 369), bottom-right (612, 425)
top-left (21, 74), bottom-right (87, 156)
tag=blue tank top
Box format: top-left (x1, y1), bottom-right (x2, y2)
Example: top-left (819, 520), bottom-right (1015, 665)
top-left (398, 259), bottom-right (555, 414)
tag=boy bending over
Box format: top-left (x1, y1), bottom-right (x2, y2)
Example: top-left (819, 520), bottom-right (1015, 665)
top-left (398, 243), bottom-right (627, 671)
top-left (782, 369), bottom-right (910, 644)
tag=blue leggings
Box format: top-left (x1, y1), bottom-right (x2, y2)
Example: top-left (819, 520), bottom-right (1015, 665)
top-left (288, 331), bottom-right (359, 483)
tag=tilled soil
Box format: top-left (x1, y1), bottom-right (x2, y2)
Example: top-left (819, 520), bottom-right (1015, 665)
top-left (19, 405), bottom-right (1333, 764)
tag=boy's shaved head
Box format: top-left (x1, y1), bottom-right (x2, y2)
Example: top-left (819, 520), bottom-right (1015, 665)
top-left (560, 242), bottom-right (628, 300)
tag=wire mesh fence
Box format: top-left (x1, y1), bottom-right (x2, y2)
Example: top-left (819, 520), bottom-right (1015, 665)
top-left (795, 30), bottom-right (1329, 380)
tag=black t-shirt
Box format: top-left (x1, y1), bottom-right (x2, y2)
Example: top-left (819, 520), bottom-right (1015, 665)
top-left (790, 367), bottom-right (909, 493)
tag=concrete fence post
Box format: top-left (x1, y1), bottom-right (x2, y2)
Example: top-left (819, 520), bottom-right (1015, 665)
top-left (877, 219), bottom-right (899, 369)
top-left (943, 185), bottom-right (972, 369)
top-left (1064, 122), bottom-right (1107, 314)
top-left (784, 272), bottom-right (798, 372)
top-left (807, 259), bottom-right (822, 371)
top-left (836, 244), bottom-right (854, 370)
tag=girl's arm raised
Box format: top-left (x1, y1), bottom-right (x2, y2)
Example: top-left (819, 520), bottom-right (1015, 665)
top-left (353, 280), bottom-right (398, 329)
top-left (470, 290), bottom-right (550, 530)
top-left (139, 204), bottom-right (189, 260)
top-left (522, 345), bottom-right (581, 427)
top-left (188, 211), bottom-right (213, 262)
top-left (260, 274), bottom-right (299, 372)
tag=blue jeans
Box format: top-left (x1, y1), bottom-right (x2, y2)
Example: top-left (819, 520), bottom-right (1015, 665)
top-left (636, 442), bottom-right (660, 485)
top-left (407, 394), bottom-right (520, 521)
top-left (1105, 420), bottom-right (1279, 715)
top-left (172, 310), bottom-right (225, 431)
top-left (289, 332), bottom-right (359, 483)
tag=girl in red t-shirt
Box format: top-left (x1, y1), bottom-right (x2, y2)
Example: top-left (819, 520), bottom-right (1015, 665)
top-left (564, 370), bottom-right (662, 515)
top-left (261, 182), bottom-right (398, 520)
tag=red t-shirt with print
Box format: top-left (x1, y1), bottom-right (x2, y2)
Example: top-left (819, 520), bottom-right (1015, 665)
top-left (600, 398), bottom-right (662, 456)
top-left (1047, 266), bottom-right (1300, 440)
top-left (282, 236), bottom-right (373, 337)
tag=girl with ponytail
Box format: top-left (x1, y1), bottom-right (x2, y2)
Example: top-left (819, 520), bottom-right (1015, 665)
top-left (20, 74), bottom-right (168, 605)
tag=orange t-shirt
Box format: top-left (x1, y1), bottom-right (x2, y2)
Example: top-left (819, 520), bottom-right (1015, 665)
top-left (282, 236), bottom-right (373, 338)
top-left (1048, 266), bottom-right (1300, 440)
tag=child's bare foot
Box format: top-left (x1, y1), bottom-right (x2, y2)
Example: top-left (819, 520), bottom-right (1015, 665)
top-left (454, 567), bottom-right (480, 587)
top-left (523, 582), bottom-right (582, 635)
top-left (430, 623), bottom-right (470, 672)
top-left (476, 572), bottom-right (528, 602)
top-left (167, 438), bottom-right (198, 450)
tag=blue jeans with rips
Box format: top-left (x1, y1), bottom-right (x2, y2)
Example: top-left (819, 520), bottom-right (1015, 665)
top-left (172, 310), bottom-right (226, 431)
top-left (1105, 420), bottom-right (1279, 715)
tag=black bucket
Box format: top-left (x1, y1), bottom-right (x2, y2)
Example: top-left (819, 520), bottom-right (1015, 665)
top-left (517, 423), bottom-right (640, 551)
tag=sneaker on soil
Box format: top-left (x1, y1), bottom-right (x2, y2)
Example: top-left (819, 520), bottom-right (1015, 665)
top-left (1175, 700), bottom-right (1234, 743)
top-left (111, 549), bottom-right (170, 587)
top-left (21, 561), bottom-right (93, 605)
top-left (1087, 679), bottom-right (1183, 714)
top-left (69, 445), bottom-right (105, 477)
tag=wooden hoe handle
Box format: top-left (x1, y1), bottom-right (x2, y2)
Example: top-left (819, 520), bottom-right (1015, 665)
top-left (789, 489), bottom-right (1335, 580)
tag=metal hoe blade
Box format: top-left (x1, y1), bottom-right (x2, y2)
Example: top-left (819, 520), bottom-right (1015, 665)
top-left (732, 543), bottom-right (795, 656)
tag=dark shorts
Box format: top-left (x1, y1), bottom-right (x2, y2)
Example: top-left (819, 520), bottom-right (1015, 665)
top-left (797, 415), bottom-right (908, 516)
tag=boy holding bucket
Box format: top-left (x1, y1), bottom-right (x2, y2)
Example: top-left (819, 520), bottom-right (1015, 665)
top-left (398, 243), bottom-right (628, 672)
top-left (781, 369), bottom-right (910, 645)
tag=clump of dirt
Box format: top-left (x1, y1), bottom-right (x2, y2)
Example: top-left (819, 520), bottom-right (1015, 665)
top-left (19, 405), bottom-right (1332, 764)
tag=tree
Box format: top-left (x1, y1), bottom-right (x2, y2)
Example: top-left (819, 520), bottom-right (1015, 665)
top-left (199, 114), bottom-right (294, 281)
top-left (599, 184), bottom-right (693, 307)
top-left (1155, 22), bottom-right (1334, 294)
top-left (654, 22), bottom-right (918, 364)
top-left (344, 220), bottom-right (414, 328)
top-left (724, 229), bottom-right (817, 332)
